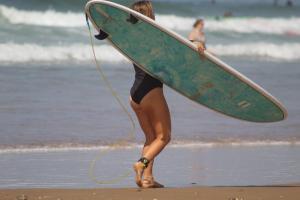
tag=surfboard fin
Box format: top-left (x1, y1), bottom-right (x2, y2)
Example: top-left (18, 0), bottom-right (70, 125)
top-left (127, 14), bottom-right (139, 24)
top-left (95, 30), bottom-right (109, 40)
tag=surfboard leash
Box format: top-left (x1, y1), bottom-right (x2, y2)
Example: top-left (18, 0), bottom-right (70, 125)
top-left (86, 15), bottom-right (136, 185)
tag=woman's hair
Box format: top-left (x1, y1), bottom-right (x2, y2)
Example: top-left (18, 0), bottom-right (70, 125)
top-left (131, 1), bottom-right (155, 20)
top-left (193, 19), bottom-right (204, 28)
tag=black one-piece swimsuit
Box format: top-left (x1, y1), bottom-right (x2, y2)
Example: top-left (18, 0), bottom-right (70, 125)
top-left (130, 64), bottom-right (163, 104)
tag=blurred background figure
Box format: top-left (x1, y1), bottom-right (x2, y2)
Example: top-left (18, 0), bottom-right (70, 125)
top-left (223, 11), bottom-right (233, 18)
top-left (188, 19), bottom-right (206, 49)
top-left (274, 0), bottom-right (294, 6)
top-left (286, 0), bottom-right (293, 7)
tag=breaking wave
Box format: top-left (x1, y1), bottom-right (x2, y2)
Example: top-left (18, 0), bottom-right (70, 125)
top-left (157, 15), bottom-right (300, 35)
top-left (0, 140), bottom-right (299, 154)
top-left (1, 42), bottom-right (299, 64)
top-left (210, 42), bottom-right (300, 61)
top-left (0, 43), bottom-right (126, 63)
top-left (0, 5), bottom-right (84, 27)
top-left (1, 5), bottom-right (300, 35)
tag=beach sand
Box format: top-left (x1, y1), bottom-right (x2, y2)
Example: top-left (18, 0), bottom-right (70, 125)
top-left (1, 186), bottom-right (300, 200)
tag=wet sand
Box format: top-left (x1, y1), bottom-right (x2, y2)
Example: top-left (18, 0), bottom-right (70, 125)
top-left (1, 186), bottom-right (300, 200)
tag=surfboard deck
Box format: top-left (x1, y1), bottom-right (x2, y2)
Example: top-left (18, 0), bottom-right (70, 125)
top-left (85, 0), bottom-right (287, 123)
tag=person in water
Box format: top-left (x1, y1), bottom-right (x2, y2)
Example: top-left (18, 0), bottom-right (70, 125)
top-left (188, 19), bottom-right (206, 51)
top-left (95, 0), bottom-right (205, 188)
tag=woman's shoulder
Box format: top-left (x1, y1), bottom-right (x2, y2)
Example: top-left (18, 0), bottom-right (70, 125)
top-left (188, 30), bottom-right (197, 41)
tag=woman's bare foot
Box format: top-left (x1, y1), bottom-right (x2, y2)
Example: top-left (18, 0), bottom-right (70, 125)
top-left (142, 176), bottom-right (164, 188)
top-left (133, 162), bottom-right (145, 187)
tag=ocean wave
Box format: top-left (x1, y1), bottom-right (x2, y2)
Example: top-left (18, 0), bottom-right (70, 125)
top-left (157, 15), bottom-right (300, 35)
top-left (0, 143), bottom-right (140, 154)
top-left (0, 42), bottom-right (299, 64)
top-left (0, 140), bottom-right (299, 154)
top-left (1, 5), bottom-right (300, 35)
top-left (0, 5), bottom-right (84, 27)
top-left (0, 43), bottom-right (126, 63)
top-left (209, 42), bottom-right (300, 61)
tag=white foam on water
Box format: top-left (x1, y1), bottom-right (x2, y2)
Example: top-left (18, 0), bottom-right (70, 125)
top-left (0, 5), bottom-right (84, 27)
top-left (0, 144), bottom-right (141, 154)
top-left (1, 5), bottom-right (300, 35)
top-left (0, 43), bottom-right (126, 63)
top-left (170, 141), bottom-right (300, 148)
top-left (156, 14), bottom-right (300, 35)
top-left (209, 42), bottom-right (300, 61)
top-left (0, 140), bottom-right (299, 154)
top-left (0, 42), bottom-right (299, 63)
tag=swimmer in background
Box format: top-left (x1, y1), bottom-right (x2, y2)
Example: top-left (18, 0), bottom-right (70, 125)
top-left (286, 0), bottom-right (293, 7)
top-left (274, 0), bottom-right (293, 7)
top-left (188, 19), bottom-right (206, 57)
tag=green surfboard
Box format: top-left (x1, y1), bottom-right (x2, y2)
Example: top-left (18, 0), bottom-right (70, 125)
top-left (85, 0), bottom-right (287, 123)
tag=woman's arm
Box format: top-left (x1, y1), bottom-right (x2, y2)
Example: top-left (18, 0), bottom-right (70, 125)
top-left (189, 30), bottom-right (206, 58)
top-left (194, 42), bottom-right (206, 59)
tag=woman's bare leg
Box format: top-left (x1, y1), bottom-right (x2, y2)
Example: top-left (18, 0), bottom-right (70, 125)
top-left (130, 100), bottom-right (155, 178)
top-left (140, 88), bottom-right (171, 161)
top-left (131, 98), bottom-right (160, 187)
top-left (130, 88), bottom-right (171, 187)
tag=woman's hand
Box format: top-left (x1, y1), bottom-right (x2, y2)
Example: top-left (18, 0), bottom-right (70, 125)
top-left (197, 43), bottom-right (206, 59)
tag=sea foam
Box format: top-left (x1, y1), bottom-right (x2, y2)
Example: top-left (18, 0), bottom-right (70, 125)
top-left (1, 5), bottom-right (300, 35)
top-left (0, 140), bottom-right (299, 154)
top-left (1, 42), bottom-right (299, 63)
top-left (0, 43), bottom-right (126, 63)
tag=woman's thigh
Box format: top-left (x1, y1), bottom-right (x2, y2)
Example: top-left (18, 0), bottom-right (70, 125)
top-left (130, 98), bottom-right (155, 142)
top-left (140, 88), bottom-right (171, 139)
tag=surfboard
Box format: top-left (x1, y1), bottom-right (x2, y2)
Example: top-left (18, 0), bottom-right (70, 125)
top-left (85, 0), bottom-right (287, 123)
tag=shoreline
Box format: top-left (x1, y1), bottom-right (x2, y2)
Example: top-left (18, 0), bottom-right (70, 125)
top-left (1, 146), bottom-right (300, 189)
top-left (1, 186), bottom-right (300, 200)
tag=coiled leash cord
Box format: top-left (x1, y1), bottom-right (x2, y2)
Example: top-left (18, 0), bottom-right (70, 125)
top-left (86, 15), bottom-right (136, 184)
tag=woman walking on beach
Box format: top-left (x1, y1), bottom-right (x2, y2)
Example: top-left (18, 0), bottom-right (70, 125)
top-left (129, 1), bottom-right (205, 188)
top-left (129, 1), bottom-right (170, 188)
